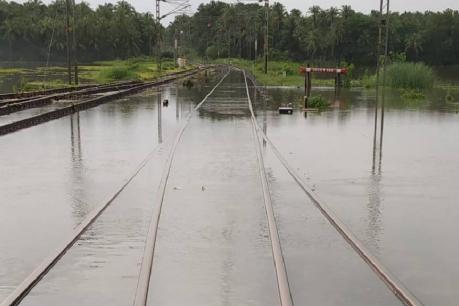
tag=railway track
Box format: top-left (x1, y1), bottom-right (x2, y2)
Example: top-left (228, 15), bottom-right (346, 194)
top-left (242, 70), bottom-right (424, 306)
top-left (0, 80), bottom-right (157, 102)
top-left (0, 67), bottom-right (229, 306)
top-left (0, 68), bottom-right (211, 115)
top-left (1, 68), bottom-right (423, 306)
top-left (0, 67), bottom-right (215, 136)
top-left (133, 68), bottom-right (231, 306)
top-left (133, 68), bottom-right (295, 306)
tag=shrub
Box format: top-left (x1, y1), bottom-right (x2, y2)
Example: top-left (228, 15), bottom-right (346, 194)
top-left (340, 61), bottom-right (355, 88)
top-left (445, 87), bottom-right (459, 103)
top-left (386, 62), bottom-right (434, 89)
top-left (206, 46), bottom-right (218, 60)
top-left (161, 51), bottom-right (174, 59)
top-left (362, 72), bottom-right (377, 88)
top-left (99, 66), bottom-right (137, 81)
top-left (308, 95), bottom-right (330, 109)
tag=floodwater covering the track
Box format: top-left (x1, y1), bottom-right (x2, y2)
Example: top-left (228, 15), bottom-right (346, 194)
top-left (0, 73), bottom-right (216, 303)
top-left (0, 69), bottom-right (456, 306)
top-left (253, 85), bottom-right (459, 306)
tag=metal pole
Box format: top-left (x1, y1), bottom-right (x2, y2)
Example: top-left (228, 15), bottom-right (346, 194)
top-left (71, 0), bottom-right (78, 85)
top-left (372, 0), bottom-right (384, 173)
top-left (379, 0), bottom-right (390, 173)
top-left (65, 0), bottom-right (72, 85)
top-left (156, 0), bottom-right (161, 72)
top-left (264, 0), bottom-right (269, 74)
top-left (174, 31), bottom-right (178, 67)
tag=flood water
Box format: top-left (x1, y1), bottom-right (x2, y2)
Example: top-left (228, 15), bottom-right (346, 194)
top-left (0, 69), bottom-right (458, 305)
top-left (255, 84), bottom-right (459, 305)
top-left (0, 76), bottom-right (215, 303)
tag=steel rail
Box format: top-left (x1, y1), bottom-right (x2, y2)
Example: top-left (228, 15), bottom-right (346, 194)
top-left (243, 70), bottom-right (424, 306)
top-left (133, 68), bottom-right (231, 306)
top-left (0, 68), bottom-right (210, 136)
top-left (0, 144), bottom-right (163, 306)
top-left (244, 72), bottom-right (294, 306)
top-left (0, 82), bottom-right (143, 115)
top-left (0, 66), bottom-right (223, 306)
top-left (0, 84), bottom-right (96, 101)
top-left (0, 68), bottom-right (207, 115)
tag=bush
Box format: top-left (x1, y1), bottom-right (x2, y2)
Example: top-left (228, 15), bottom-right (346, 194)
top-left (99, 66), bottom-right (137, 81)
top-left (161, 51), bottom-right (174, 59)
top-left (445, 87), bottom-right (459, 102)
top-left (386, 62), bottom-right (434, 89)
top-left (340, 61), bottom-right (355, 88)
top-left (206, 46), bottom-right (218, 60)
top-left (362, 72), bottom-right (377, 88)
top-left (308, 95), bottom-right (330, 109)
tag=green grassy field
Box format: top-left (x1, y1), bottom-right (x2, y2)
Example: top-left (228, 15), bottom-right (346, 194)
top-left (215, 58), bottom-right (360, 87)
top-left (2, 57), bottom-right (195, 92)
top-left (81, 58), bottom-right (192, 83)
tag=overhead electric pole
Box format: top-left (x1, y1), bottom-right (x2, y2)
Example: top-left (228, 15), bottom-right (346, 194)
top-left (156, 0), bottom-right (162, 72)
top-left (264, 0), bottom-right (269, 74)
top-left (379, 0), bottom-right (390, 165)
top-left (72, 0), bottom-right (78, 85)
top-left (65, 0), bottom-right (71, 85)
top-left (372, 0), bottom-right (390, 173)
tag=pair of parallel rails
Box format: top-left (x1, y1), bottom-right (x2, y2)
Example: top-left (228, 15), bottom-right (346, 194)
top-left (1, 68), bottom-right (422, 306)
top-left (0, 67), bottom-right (212, 136)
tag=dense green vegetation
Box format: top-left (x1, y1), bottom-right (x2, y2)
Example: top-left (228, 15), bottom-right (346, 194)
top-left (6, 58), bottom-right (192, 91)
top-left (307, 95), bottom-right (330, 109)
top-left (1, 0), bottom-right (459, 66)
top-left (217, 58), bottom-right (360, 87)
top-left (0, 0), bottom-right (160, 61)
top-left (386, 62), bottom-right (435, 89)
top-left (90, 58), bottom-right (185, 83)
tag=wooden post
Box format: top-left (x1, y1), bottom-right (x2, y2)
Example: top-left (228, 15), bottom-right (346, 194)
top-left (334, 74), bottom-right (338, 97)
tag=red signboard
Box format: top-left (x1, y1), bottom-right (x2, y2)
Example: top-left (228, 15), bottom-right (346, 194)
top-left (300, 67), bottom-right (348, 75)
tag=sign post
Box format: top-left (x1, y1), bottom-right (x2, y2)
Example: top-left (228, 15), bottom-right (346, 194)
top-left (299, 66), bottom-right (348, 109)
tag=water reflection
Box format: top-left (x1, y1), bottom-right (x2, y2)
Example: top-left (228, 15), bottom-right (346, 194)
top-left (157, 92), bottom-right (163, 144)
top-left (69, 112), bottom-right (89, 222)
top-left (366, 174), bottom-right (382, 255)
top-left (372, 86), bottom-right (386, 174)
top-left (176, 86), bottom-right (180, 120)
top-left (261, 88), bottom-right (268, 147)
top-left (70, 112), bottom-right (82, 163)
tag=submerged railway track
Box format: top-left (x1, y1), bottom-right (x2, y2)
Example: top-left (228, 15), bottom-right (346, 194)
top-left (1, 67), bottom-right (423, 306)
top-left (0, 67), bottom-right (215, 136)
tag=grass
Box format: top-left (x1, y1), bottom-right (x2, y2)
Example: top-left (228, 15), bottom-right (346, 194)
top-left (1, 57), bottom-right (196, 93)
top-left (21, 80), bottom-right (74, 91)
top-left (386, 62), bottom-right (435, 90)
top-left (0, 67), bottom-right (28, 74)
top-left (307, 95), bottom-right (330, 109)
top-left (217, 58), bottom-right (305, 86)
top-left (216, 58), bottom-right (358, 88)
top-left (86, 58), bottom-right (192, 83)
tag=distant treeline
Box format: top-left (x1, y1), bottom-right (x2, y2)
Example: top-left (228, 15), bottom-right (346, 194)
top-left (1, 0), bottom-right (459, 65)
